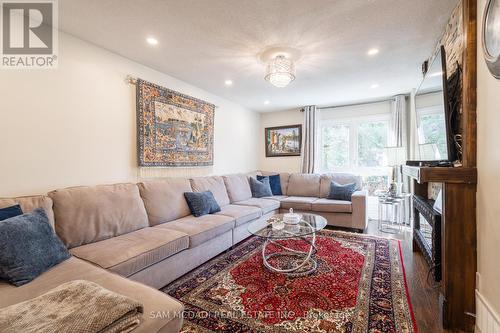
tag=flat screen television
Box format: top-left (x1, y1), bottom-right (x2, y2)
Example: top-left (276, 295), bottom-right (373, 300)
top-left (413, 46), bottom-right (456, 165)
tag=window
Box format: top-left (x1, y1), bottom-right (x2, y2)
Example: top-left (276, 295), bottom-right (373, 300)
top-left (319, 114), bottom-right (391, 194)
top-left (320, 115), bottom-right (389, 170)
top-left (321, 123), bottom-right (349, 169)
top-left (357, 121), bottom-right (389, 167)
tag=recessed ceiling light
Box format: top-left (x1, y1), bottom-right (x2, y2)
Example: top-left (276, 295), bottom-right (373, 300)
top-left (367, 48), bottom-right (379, 56)
top-left (224, 80), bottom-right (233, 86)
top-left (264, 100), bottom-right (270, 105)
top-left (371, 84), bottom-right (380, 89)
top-left (146, 37), bottom-right (158, 45)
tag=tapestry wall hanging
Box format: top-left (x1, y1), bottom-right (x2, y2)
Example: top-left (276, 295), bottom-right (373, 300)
top-left (136, 79), bottom-right (215, 167)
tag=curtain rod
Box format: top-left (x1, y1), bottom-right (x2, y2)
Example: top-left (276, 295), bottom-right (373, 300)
top-left (317, 94), bottom-right (409, 110)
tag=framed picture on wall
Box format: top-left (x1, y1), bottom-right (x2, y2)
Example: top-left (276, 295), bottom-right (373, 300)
top-left (265, 125), bottom-right (302, 157)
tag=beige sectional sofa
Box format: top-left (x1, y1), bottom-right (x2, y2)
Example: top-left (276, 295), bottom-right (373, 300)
top-left (0, 171), bottom-right (366, 333)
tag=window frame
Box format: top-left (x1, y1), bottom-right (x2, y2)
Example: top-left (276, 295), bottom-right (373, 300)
top-left (319, 113), bottom-right (391, 174)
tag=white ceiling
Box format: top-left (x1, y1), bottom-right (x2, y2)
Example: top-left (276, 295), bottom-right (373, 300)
top-left (59, 0), bottom-right (458, 112)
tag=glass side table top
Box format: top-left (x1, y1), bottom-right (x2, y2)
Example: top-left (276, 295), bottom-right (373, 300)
top-left (375, 190), bottom-right (411, 201)
top-left (248, 213), bottom-right (327, 239)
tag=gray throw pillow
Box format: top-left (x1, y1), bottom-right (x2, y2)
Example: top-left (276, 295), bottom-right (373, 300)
top-left (328, 182), bottom-right (357, 201)
top-left (184, 191), bottom-right (221, 217)
top-left (0, 208), bottom-right (71, 286)
top-left (250, 177), bottom-right (273, 198)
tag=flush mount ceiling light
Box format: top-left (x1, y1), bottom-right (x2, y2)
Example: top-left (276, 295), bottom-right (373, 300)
top-left (260, 47), bottom-right (301, 88)
top-left (265, 55), bottom-right (295, 87)
top-left (146, 37), bottom-right (158, 45)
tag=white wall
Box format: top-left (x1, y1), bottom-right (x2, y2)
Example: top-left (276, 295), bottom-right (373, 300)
top-left (476, 0), bottom-right (500, 319)
top-left (259, 109), bottom-right (303, 173)
top-left (0, 32), bottom-right (260, 197)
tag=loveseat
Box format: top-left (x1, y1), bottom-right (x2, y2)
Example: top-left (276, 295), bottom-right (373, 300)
top-left (0, 171), bottom-right (367, 333)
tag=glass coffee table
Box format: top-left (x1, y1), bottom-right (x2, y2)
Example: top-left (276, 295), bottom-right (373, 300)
top-left (247, 213), bottom-right (327, 276)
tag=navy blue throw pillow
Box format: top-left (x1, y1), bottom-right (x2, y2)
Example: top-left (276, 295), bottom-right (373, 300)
top-left (327, 182), bottom-right (357, 201)
top-left (0, 205), bottom-right (23, 221)
top-left (250, 177), bottom-right (273, 198)
top-left (184, 191), bottom-right (221, 217)
top-left (0, 208), bottom-right (71, 286)
top-left (257, 174), bottom-right (282, 196)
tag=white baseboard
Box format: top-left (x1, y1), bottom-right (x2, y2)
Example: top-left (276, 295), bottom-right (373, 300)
top-left (476, 290), bottom-right (500, 333)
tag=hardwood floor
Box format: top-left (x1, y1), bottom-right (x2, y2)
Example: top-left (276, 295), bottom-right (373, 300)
top-left (365, 219), bottom-right (450, 333)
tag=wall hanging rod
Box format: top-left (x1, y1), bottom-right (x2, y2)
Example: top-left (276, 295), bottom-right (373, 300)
top-left (125, 75), bottom-right (219, 108)
top-left (125, 75), bottom-right (137, 85)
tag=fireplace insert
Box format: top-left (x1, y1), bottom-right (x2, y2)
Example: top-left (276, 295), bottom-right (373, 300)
top-left (413, 195), bottom-right (442, 281)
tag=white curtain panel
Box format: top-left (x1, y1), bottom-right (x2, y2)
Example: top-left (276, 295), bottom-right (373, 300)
top-left (301, 105), bottom-right (319, 174)
top-left (408, 90), bottom-right (421, 160)
top-left (389, 95), bottom-right (408, 148)
top-left (390, 95), bottom-right (411, 194)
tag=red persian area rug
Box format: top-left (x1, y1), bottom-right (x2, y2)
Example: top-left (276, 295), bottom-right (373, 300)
top-left (162, 230), bottom-right (418, 333)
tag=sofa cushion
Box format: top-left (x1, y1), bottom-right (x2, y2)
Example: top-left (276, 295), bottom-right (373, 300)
top-left (155, 214), bottom-right (234, 248)
top-left (190, 176), bottom-right (230, 207)
top-left (262, 195), bottom-right (289, 202)
top-left (184, 191), bottom-right (221, 217)
top-left (0, 195), bottom-right (55, 229)
top-left (0, 205), bottom-right (23, 221)
top-left (286, 174), bottom-right (321, 197)
top-left (311, 198), bottom-right (352, 213)
top-left (70, 228), bottom-right (189, 277)
top-left (215, 204), bottom-right (262, 227)
top-left (234, 198), bottom-right (280, 214)
top-left (0, 257), bottom-right (184, 333)
top-left (49, 183), bottom-right (149, 249)
top-left (261, 171), bottom-right (290, 195)
top-left (280, 196), bottom-right (319, 211)
top-left (249, 177), bottom-right (273, 198)
top-left (138, 178), bottom-right (192, 225)
top-left (223, 174), bottom-right (252, 203)
top-left (320, 173), bottom-right (363, 198)
top-left (257, 174), bottom-right (282, 195)
top-left (0, 208), bottom-right (71, 286)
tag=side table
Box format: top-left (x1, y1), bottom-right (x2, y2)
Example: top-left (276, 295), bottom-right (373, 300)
top-left (378, 196), bottom-right (404, 233)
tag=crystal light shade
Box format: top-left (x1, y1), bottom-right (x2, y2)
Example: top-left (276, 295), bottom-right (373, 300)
top-left (265, 55), bottom-right (296, 88)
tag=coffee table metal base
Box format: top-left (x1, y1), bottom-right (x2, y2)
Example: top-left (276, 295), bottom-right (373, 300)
top-left (261, 232), bottom-right (317, 276)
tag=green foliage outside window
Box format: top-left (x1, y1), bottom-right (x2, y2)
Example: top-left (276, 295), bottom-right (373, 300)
top-left (321, 124), bottom-right (349, 170)
top-left (358, 121), bottom-right (388, 167)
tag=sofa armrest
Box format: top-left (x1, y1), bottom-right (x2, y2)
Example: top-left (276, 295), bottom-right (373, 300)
top-left (351, 190), bottom-right (368, 231)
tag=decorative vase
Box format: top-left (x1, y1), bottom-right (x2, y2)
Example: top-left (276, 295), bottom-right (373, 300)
top-left (283, 208), bottom-right (301, 225)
